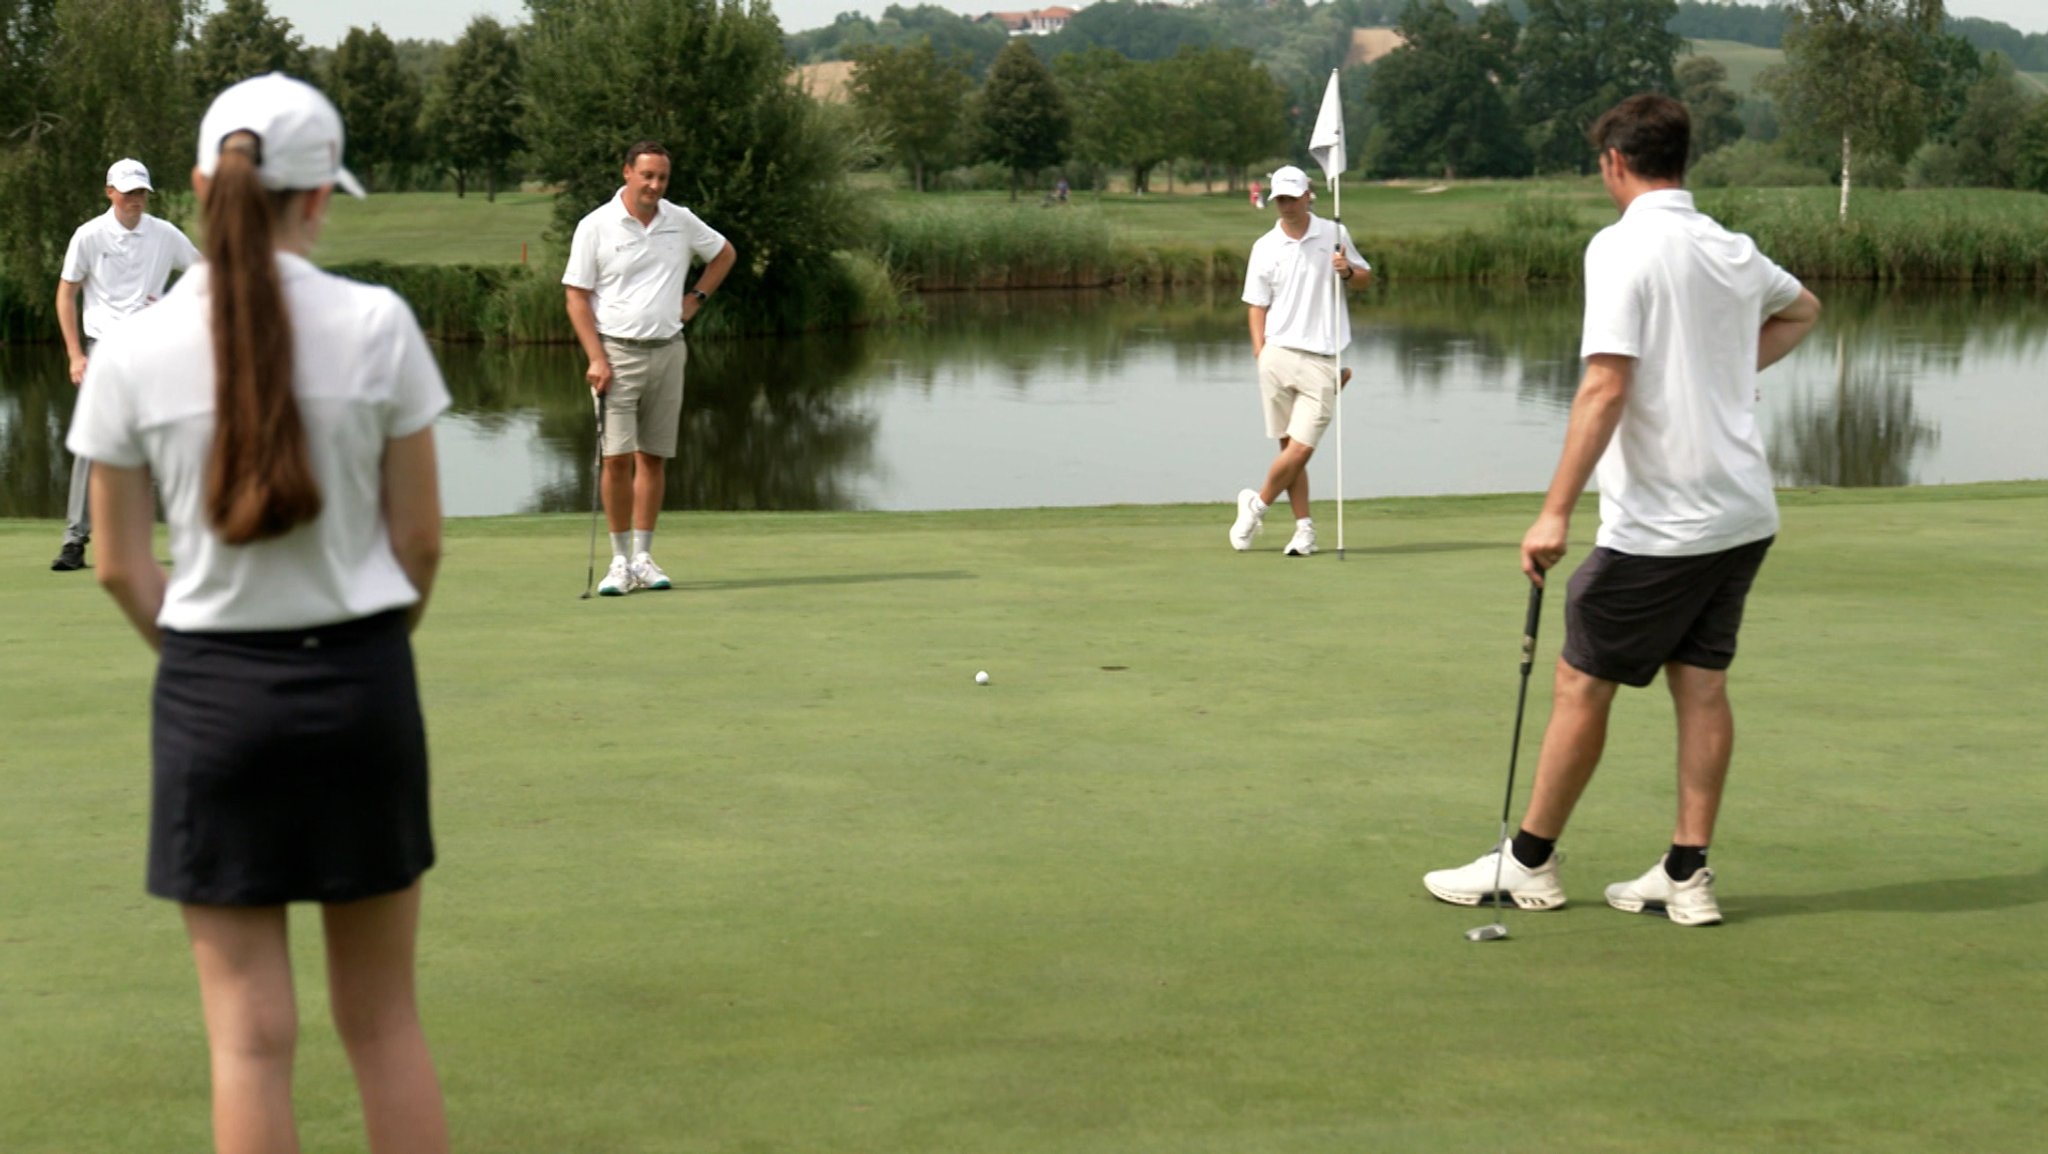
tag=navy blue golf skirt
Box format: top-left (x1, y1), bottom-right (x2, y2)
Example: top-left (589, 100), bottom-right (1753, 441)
top-left (149, 609), bottom-right (434, 906)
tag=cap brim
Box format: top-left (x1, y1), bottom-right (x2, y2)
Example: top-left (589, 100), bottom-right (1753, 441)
top-left (335, 167), bottom-right (366, 199)
top-left (111, 180), bottom-right (153, 192)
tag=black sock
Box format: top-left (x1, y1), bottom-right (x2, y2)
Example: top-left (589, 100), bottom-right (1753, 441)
top-left (1511, 828), bottom-right (1556, 869)
top-left (1665, 844), bottom-right (1709, 882)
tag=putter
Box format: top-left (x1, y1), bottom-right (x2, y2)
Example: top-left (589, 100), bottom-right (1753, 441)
top-left (1466, 569), bottom-right (1546, 943)
top-left (578, 396), bottom-right (606, 599)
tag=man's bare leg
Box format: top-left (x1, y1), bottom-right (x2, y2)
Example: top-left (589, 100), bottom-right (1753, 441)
top-left (1519, 659), bottom-right (1621, 840)
top-left (1665, 662), bottom-right (1733, 847)
top-left (600, 455), bottom-right (633, 534)
top-left (631, 451), bottom-right (665, 533)
top-left (1258, 440), bottom-right (1314, 509)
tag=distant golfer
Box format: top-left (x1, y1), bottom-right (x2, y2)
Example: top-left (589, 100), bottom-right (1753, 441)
top-left (1425, 94), bottom-right (1821, 926)
top-left (49, 157), bottom-right (199, 572)
top-left (67, 74), bottom-right (450, 1147)
top-left (563, 140), bottom-right (737, 596)
top-left (1230, 163), bottom-right (1369, 557)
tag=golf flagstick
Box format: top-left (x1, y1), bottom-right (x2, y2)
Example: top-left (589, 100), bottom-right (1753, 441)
top-left (1467, 569), bottom-right (1546, 943)
top-left (1307, 68), bottom-right (1347, 559)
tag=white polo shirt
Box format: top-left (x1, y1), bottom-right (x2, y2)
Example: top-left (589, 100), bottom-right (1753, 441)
top-left (1581, 189), bottom-right (1805, 557)
top-left (1241, 214), bottom-right (1367, 356)
top-left (59, 209), bottom-right (201, 341)
top-left (562, 189), bottom-right (729, 341)
top-left (67, 254), bottom-right (450, 633)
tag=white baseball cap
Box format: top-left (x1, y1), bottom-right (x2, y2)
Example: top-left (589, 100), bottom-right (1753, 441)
top-left (106, 158), bottom-right (152, 192)
top-left (196, 73), bottom-right (366, 198)
top-left (1268, 165), bottom-right (1312, 199)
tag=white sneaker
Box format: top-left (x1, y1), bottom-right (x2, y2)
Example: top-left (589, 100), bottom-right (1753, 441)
top-left (1423, 839), bottom-right (1568, 910)
top-left (598, 556), bottom-right (636, 597)
top-left (1605, 857), bottom-right (1723, 926)
top-left (1229, 489), bottom-right (1266, 551)
top-left (631, 552), bottom-right (672, 591)
top-left (1284, 521), bottom-right (1317, 556)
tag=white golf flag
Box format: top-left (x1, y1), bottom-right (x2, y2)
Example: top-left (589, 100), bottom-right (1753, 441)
top-left (1308, 69), bottom-right (1345, 187)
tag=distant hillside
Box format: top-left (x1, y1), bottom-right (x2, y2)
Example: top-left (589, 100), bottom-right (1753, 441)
top-left (1684, 38), bottom-right (1783, 97)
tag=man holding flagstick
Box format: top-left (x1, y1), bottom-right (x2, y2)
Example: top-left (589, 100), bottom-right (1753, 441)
top-left (1230, 71), bottom-right (1368, 556)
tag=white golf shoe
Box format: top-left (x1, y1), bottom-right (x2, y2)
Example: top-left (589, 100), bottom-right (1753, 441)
top-left (631, 552), bottom-right (672, 591)
top-left (598, 555), bottom-right (636, 597)
top-left (1229, 489), bottom-right (1266, 551)
top-left (1284, 521), bottom-right (1317, 557)
top-left (1423, 839), bottom-right (1568, 910)
top-left (1605, 857), bottom-right (1723, 926)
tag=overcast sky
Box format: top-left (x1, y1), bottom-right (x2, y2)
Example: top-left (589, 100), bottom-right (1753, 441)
top-left (263, 0), bottom-right (2048, 50)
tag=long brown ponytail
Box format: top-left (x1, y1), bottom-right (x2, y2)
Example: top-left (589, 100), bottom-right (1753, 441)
top-left (203, 134), bottom-right (321, 544)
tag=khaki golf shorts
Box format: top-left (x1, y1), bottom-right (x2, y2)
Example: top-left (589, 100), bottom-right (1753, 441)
top-left (598, 337), bottom-right (687, 458)
top-left (1258, 344), bottom-right (1338, 447)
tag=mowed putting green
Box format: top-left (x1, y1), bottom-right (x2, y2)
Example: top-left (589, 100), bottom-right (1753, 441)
top-left (4, 485), bottom-right (2044, 1152)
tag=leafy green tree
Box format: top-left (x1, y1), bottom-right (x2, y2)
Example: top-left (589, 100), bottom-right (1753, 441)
top-left (974, 37), bottom-right (1070, 201)
top-left (1516, 0), bottom-right (1683, 174)
top-left (1044, 0), bottom-right (1212, 63)
top-left (1364, 0), bottom-right (1528, 180)
top-left (422, 16), bottom-right (524, 200)
top-left (325, 25), bottom-right (419, 192)
top-left (2017, 97), bottom-right (2048, 194)
top-left (1055, 48), bottom-right (1173, 193)
top-left (0, 0), bottom-right (190, 329)
top-left (849, 39), bottom-right (972, 192)
top-left (188, 0), bottom-right (308, 100)
top-left (1766, 0), bottom-right (1947, 219)
top-left (1941, 56), bottom-right (2034, 187)
top-left (522, 0), bottom-right (866, 333)
top-left (1676, 54), bottom-right (1744, 161)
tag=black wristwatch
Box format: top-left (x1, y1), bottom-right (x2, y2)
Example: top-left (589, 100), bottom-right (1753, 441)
top-left (686, 289), bottom-right (708, 302)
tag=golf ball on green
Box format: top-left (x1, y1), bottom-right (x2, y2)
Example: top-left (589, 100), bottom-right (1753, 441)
top-left (975, 671), bottom-right (990, 685)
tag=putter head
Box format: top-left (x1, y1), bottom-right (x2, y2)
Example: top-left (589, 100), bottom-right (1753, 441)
top-left (1464, 923), bottom-right (1510, 943)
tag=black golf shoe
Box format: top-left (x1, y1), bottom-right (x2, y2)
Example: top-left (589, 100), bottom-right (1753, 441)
top-left (50, 540), bottom-right (87, 571)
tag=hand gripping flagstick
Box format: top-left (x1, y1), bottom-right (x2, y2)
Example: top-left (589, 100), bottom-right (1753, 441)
top-left (1307, 69), bottom-right (1350, 559)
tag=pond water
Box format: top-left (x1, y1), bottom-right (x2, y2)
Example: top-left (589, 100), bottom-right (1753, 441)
top-left (2, 283), bottom-right (2042, 519)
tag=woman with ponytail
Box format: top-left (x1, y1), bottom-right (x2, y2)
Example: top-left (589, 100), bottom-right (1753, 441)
top-left (66, 74), bottom-right (450, 1154)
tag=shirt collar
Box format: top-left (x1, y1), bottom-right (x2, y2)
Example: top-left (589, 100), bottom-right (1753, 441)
top-left (1624, 189), bottom-right (1695, 217)
top-left (613, 187), bottom-right (668, 226)
top-left (1272, 213), bottom-right (1327, 245)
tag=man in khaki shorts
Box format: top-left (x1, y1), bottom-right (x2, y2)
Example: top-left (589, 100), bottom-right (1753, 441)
top-left (1231, 165), bottom-right (1370, 557)
top-left (564, 140), bottom-right (737, 596)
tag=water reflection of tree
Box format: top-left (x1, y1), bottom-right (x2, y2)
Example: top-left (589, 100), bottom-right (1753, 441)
top-left (0, 347), bottom-right (70, 518)
top-left (1364, 283), bottom-right (1585, 409)
top-left (1770, 333), bottom-right (1939, 488)
top-left (438, 335), bottom-right (884, 513)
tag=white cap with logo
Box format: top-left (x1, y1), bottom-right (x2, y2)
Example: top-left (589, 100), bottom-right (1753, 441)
top-left (196, 73), bottom-right (366, 198)
top-left (1268, 165), bottom-right (1312, 199)
top-left (106, 158), bottom-right (153, 192)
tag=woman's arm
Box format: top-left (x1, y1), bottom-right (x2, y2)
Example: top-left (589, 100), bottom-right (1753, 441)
top-left (382, 427), bottom-right (443, 633)
top-left (90, 463), bottom-right (167, 652)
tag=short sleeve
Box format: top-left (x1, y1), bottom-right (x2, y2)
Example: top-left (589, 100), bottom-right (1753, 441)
top-left (380, 294), bottom-right (451, 438)
top-left (65, 340), bottom-right (146, 467)
top-left (60, 227), bottom-right (90, 283)
top-left (1580, 229), bottom-right (1644, 361)
top-left (1760, 256), bottom-right (1803, 317)
top-left (1339, 227), bottom-right (1368, 272)
top-left (562, 215), bottom-right (599, 290)
top-left (1241, 240), bottom-right (1273, 308)
top-left (680, 209), bottom-right (728, 265)
top-left (170, 224), bottom-right (201, 271)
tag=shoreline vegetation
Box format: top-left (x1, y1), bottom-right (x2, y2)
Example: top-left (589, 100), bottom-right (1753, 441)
top-left (5, 184), bottom-right (2044, 344)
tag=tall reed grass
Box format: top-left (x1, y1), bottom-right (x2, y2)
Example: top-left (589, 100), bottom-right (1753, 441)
top-left (874, 201), bottom-right (1118, 290)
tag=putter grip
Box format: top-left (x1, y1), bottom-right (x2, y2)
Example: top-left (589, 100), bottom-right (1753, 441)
top-left (1520, 572), bottom-right (1545, 673)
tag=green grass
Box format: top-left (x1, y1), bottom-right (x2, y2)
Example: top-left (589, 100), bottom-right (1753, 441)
top-left (5, 483), bottom-right (2047, 1151)
top-left (318, 190), bottom-right (556, 266)
top-left (1685, 38), bottom-right (1785, 98)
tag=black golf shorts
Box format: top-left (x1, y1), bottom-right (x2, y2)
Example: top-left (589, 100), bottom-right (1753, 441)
top-left (1560, 536), bottom-right (1774, 688)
